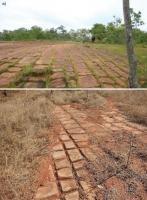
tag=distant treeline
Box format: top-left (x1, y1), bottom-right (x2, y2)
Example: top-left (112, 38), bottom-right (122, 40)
top-left (0, 25), bottom-right (75, 41)
top-left (0, 9), bottom-right (147, 44)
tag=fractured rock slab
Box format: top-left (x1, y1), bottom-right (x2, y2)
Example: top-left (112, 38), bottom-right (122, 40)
top-left (55, 159), bottom-right (70, 170)
top-left (57, 168), bottom-right (73, 179)
top-left (64, 141), bottom-right (76, 149)
top-left (60, 179), bottom-right (77, 192)
top-left (67, 128), bottom-right (85, 134)
top-left (60, 134), bottom-right (70, 141)
top-left (71, 134), bottom-right (88, 142)
top-left (53, 144), bottom-right (64, 151)
top-left (73, 160), bottom-right (85, 170)
top-left (68, 149), bottom-right (83, 162)
top-left (65, 191), bottom-right (79, 200)
top-left (52, 151), bottom-right (66, 160)
top-left (35, 183), bottom-right (59, 199)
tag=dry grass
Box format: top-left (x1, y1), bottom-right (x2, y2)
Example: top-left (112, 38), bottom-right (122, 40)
top-left (51, 90), bottom-right (106, 107)
top-left (0, 91), bottom-right (54, 200)
top-left (101, 91), bottom-right (147, 125)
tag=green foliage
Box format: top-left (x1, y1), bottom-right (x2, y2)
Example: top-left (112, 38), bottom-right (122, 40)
top-left (30, 26), bottom-right (44, 40)
top-left (130, 8), bottom-right (144, 28)
top-left (133, 29), bottom-right (147, 44)
top-left (91, 23), bottom-right (106, 41)
top-left (91, 17), bottom-right (125, 44)
top-left (0, 25), bottom-right (71, 41)
top-left (62, 66), bottom-right (72, 88)
top-left (76, 29), bottom-right (91, 41)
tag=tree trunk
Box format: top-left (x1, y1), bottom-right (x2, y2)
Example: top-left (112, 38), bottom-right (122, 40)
top-left (123, 0), bottom-right (140, 88)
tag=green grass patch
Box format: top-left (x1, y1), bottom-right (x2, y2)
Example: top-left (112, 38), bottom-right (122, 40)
top-left (69, 56), bottom-right (80, 87)
top-left (9, 65), bottom-right (34, 88)
top-left (84, 60), bottom-right (101, 85)
top-left (62, 66), bottom-right (77, 88)
top-left (62, 66), bottom-right (73, 88)
top-left (72, 66), bottom-right (80, 88)
top-left (9, 64), bottom-right (53, 88)
top-left (43, 74), bottom-right (51, 88)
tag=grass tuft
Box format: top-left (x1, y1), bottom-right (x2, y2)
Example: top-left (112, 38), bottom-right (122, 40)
top-left (9, 64), bottom-right (53, 88)
top-left (62, 66), bottom-right (73, 88)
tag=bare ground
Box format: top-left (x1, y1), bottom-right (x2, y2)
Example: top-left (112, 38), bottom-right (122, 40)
top-left (0, 91), bottom-right (146, 200)
top-left (0, 41), bottom-right (128, 88)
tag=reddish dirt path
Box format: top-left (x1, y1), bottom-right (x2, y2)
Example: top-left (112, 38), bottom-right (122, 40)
top-left (0, 41), bottom-right (128, 88)
top-left (34, 101), bottom-right (147, 200)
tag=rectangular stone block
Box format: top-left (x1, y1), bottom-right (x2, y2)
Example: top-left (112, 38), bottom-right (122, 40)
top-left (55, 159), bottom-right (70, 170)
top-left (60, 180), bottom-right (77, 192)
top-left (57, 168), bottom-right (73, 179)
top-left (52, 151), bottom-right (66, 160)
top-left (60, 134), bottom-right (70, 141)
top-left (65, 191), bottom-right (79, 200)
top-left (53, 144), bottom-right (64, 151)
top-left (67, 128), bottom-right (85, 134)
top-left (71, 134), bottom-right (88, 142)
top-left (64, 141), bottom-right (76, 149)
top-left (68, 149), bottom-right (83, 162)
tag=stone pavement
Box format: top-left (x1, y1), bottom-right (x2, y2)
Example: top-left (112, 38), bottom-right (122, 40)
top-left (35, 104), bottom-right (147, 200)
top-left (0, 42), bottom-right (128, 88)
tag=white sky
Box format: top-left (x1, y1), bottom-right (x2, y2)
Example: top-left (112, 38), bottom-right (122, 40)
top-left (0, 0), bottom-right (147, 31)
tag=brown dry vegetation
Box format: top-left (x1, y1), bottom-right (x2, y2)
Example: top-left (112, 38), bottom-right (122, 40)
top-left (0, 91), bottom-right (54, 200)
top-left (102, 90), bottom-right (147, 126)
top-left (50, 90), bottom-right (108, 109)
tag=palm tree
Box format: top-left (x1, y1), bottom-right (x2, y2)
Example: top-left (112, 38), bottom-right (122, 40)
top-left (123, 0), bottom-right (140, 88)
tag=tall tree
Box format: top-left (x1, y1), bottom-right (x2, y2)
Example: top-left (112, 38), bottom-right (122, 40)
top-left (123, 0), bottom-right (140, 88)
top-left (91, 23), bottom-right (106, 41)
